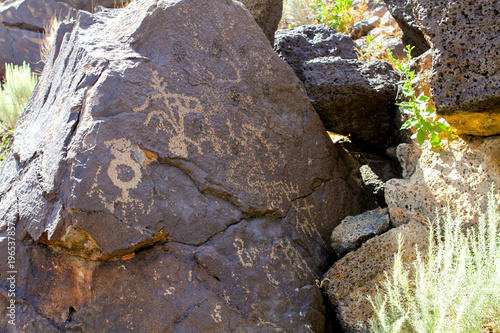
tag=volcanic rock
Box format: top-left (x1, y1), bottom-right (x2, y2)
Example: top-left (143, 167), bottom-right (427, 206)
top-left (0, 0), bottom-right (373, 330)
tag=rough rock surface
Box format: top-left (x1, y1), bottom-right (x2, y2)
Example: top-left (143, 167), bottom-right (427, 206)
top-left (330, 207), bottom-right (390, 257)
top-left (324, 221), bottom-right (428, 333)
top-left (413, 0), bottom-right (500, 136)
top-left (275, 25), bottom-right (399, 151)
top-left (54, 0), bottom-right (124, 11)
top-left (386, 137), bottom-right (500, 227)
top-left (350, 16), bottom-right (380, 40)
top-left (274, 25), bottom-right (358, 82)
top-left (302, 58), bottom-right (398, 151)
top-left (239, 0), bottom-right (283, 45)
top-left (0, 0), bottom-right (374, 331)
top-left (0, 0), bottom-right (77, 75)
top-left (382, 0), bottom-right (430, 56)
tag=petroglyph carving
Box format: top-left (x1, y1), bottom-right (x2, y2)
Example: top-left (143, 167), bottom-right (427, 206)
top-left (88, 138), bottom-right (153, 219)
top-left (106, 138), bottom-right (142, 198)
top-left (211, 304), bottom-right (222, 323)
top-left (234, 238), bottom-right (255, 268)
top-left (134, 70), bottom-right (204, 158)
top-left (292, 201), bottom-right (322, 240)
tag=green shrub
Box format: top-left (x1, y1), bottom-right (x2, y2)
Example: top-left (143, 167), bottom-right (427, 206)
top-left (387, 45), bottom-right (453, 148)
top-left (0, 62), bottom-right (38, 162)
top-left (313, 0), bottom-right (353, 34)
top-left (369, 191), bottom-right (500, 333)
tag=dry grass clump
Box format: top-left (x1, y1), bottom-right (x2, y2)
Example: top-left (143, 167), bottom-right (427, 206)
top-left (39, 17), bottom-right (62, 68)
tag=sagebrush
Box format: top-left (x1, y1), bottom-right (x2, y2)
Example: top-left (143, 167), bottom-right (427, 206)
top-left (369, 191), bottom-right (500, 333)
top-left (0, 62), bottom-right (38, 162)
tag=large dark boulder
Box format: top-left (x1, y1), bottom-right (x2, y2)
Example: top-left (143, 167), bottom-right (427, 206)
top-left (382, 0), bottom-right (430, 56)
top-left (0, 0), bottom-right (375, 331)
top-left (275, 25), bottom-right (358, 82)
top-left (275, 25), bottom-right (399, 151)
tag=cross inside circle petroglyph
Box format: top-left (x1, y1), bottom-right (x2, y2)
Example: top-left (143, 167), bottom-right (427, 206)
top-left (106, 138), bottom-right (142, 198)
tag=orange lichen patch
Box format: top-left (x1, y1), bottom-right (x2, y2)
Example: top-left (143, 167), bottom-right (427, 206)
top-left (133, 145), bottom-right (158, 166)
top-left (142, 148), bottom-right (158, 160)
top-left (122, 253), bottom-right (135, 260)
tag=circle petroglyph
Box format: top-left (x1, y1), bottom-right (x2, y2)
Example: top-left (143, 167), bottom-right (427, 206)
top-left (108, 157), bottom-right (142, 191)
top-left (105, 138), bottom-right (143, 192)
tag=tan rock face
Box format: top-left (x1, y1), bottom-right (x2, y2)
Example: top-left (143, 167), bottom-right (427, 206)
top-left (386, 137), bottom-right (500, 227)
top-left (323, 221), bottom-right (429, 333)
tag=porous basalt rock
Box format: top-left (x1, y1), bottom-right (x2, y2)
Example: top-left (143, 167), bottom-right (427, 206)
top-left (302, 57), bottom-right (399, 151)
top-left (275, 25), bottom-right (399, 151)
top-left (385, 137), bottom-right (500, 227)
top-left (350, 16), bottom-right (380, 40)
top-left (382, 0), bottom-right (430, 56)
top-left (0, 0), bottom-right (372, 330)
top-left (330, 207), bottom-right (390, 257)
top-left (324, 221), bottom-right (428, 333)
top-left (413, 0), bottom-right (500, 136)
top-left (274, 24), bottom-right (358, 82)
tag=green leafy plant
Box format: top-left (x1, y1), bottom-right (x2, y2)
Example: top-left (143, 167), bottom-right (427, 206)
top-left (0, 61), bottom-right (38, 162)
top-left (313, 0), bottom-right (353, 34)
top-left (387, 45), bottom-right (453, 148)
top-left (369, 191), bottom-right (500, 333)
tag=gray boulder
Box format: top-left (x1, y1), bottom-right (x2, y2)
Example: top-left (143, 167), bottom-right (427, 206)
top-left (324, 221), bottom-right (428, 332)
top-left (0, 0), bottom-right (374, 331)
top-left (239, 0), bottom-right (283, 45)
top-left (274, 24), bottom-right (358, 81)
top-left (350, 16), bottom-right (380, 40)
top-left (330, 207), bottom-right (390, 257)
top-left (302, 57), bottom-right (398, 150)
top-left (359, 158), bottom-right (400, 206)
top-left (382, 0), bottom-right (430, 56)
